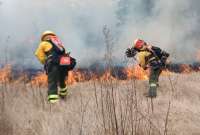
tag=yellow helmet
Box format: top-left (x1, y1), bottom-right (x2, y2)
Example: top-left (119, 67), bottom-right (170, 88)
top-left (41, 31), bottom-right (56, 41)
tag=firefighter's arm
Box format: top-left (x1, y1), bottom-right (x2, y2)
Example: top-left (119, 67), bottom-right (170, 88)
top-left (34, 42), bottom-right (52, 64)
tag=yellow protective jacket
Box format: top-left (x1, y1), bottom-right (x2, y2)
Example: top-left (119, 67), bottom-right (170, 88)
top-left (137, 50), bottom-right (152, 69)
top-left (35, 41), bottom-right (53, 64)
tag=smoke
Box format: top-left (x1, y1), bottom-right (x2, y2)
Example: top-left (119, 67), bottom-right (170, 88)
top-left (0, 0), bottom-right (199, 68)
top-left (115, 0), bottom-right (200, 63)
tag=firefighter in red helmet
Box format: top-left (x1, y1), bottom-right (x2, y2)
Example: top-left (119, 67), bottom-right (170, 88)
top-left (126, 38), bottom-right (169, 98)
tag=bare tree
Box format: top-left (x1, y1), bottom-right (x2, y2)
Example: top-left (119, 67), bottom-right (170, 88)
top-left (103, 25), bottom-right (114, 72)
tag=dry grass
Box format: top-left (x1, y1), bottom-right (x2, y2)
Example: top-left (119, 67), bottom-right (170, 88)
top-left (0, 73), bottom-right (200, 135)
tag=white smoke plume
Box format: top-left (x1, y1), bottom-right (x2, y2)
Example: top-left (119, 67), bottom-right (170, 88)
top-left (0, 0), bottom-right (199, 68)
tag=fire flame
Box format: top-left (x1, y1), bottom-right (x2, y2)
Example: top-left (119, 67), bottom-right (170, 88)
top-left (0, 65), bottom-right (12, 83)
top-left (30, 70), bottom-right (87, 86)
top-left (31, 72), bottom-right (47, 87)
top-left (0, 65), bottom-right (150, 86)
top-left (124, 65), bottom-right (149, 80)
top-left (1, 62), bottom-right (200, 86)
top-left (161, 70), bottom-right (172, 76)
top-left (100, 70), bottom-right (116, 81)
top-left (67, 70), bottom-right (86, 85)
top-left (180, 64), bottom-right (192, 73)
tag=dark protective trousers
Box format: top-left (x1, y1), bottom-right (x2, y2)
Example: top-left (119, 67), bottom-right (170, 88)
top-left (148, 67), bottom-right (162, 97)
top-left (47, 64), bottom-right (68, 95)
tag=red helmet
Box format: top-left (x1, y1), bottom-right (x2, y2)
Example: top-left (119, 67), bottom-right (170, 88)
top-left (134, 38), bottom-right (145, 49)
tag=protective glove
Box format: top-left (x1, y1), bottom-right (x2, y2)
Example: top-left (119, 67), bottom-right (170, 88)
top-left (126, 48), bottom-right (132, 57)
top-left (125, 48), bottom-right (137, 58)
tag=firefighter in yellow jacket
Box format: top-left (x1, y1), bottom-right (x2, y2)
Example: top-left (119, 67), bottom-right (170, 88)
top-left (35, 31), bottom-right (76, 103)
top-left (126, 39), bottom-right (169, 98)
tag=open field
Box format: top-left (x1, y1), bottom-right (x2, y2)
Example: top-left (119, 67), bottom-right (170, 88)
top-left (0, 73), bottom-right (200, 135)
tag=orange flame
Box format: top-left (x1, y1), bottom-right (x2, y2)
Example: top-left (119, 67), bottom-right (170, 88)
top-left (161, 70), bottom-right (172, 76)
top-left (2, 63), bottom-right (197, 86)
top-left (67, 70), bottom-right (86, 85)
top-left (124, 65), bottom-right (149, 80)
top-left (31, 72), bottom-right (47, 87)
top-left (100, 70), bottom-right (116, 81)
top-left (0, 65), bottom-right (12, 83)
top-left (30, 70), bottom-right (86, 86)
top-left (29, 65), bottom-right (178, 87)
top-left (180, 64), bottom-right (192, 73)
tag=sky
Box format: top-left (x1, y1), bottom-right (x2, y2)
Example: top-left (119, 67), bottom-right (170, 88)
top-left (0, 0), bottom-right (200, 68)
